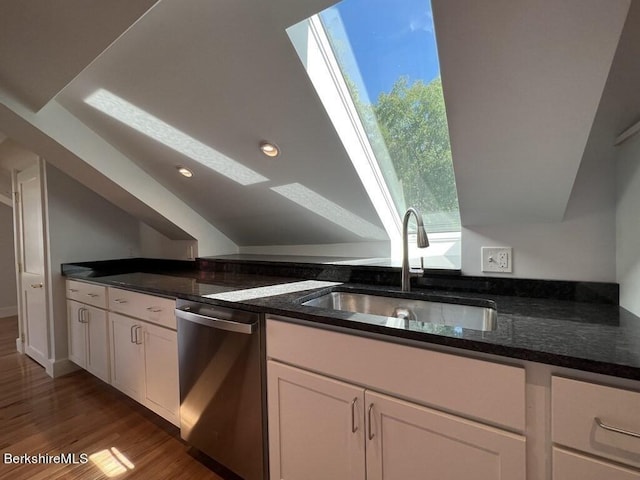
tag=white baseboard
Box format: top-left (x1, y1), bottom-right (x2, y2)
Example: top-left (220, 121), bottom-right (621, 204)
top-left (47, 358), bottom-right (80, 378)
top-left (0, 306), bottom-right (18, 318)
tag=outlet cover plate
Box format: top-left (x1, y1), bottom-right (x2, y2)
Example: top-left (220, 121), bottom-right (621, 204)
top-left (482, 247), bottom-right (513, 273)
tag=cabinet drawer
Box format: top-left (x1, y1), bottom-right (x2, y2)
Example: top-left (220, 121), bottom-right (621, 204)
top-left (267, 317), bottom-right (525, 431)
top-left (66, 280), bottom-right (107, 308)
top-left (553, 447), bottom-right (640, 480)
top-left (108, 287), bottom-right (176, 330)
top-left (552, 376), bottom-right (640, 469)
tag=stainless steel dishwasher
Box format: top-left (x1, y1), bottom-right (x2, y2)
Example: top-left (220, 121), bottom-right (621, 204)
top-left (175, 299), bottom-right (265, 480)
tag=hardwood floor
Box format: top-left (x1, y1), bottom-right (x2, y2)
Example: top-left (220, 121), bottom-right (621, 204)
top-left (0, 316), bottom-right (224, 480)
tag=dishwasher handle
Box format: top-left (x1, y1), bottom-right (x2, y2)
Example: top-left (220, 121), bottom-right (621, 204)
top-left (175, 307), bottom-right (257, 334)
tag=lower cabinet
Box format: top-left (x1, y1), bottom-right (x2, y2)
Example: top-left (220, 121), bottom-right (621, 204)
top-left (67, 300), bottom-right (110, 383)
top-left (551, 376), bottom-right (640, 478)
top-left (553, 448), bottom-right (640, 480)
top-left (109, 312), bottom-right (180, 426)
top-left (268, 360), bottom-right (525, 480)
top-left (268, 360), bottom-right (365, 480)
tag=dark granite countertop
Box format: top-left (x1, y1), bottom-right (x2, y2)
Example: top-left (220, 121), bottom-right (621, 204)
top-left (62, 258), bottom-right (640, 381)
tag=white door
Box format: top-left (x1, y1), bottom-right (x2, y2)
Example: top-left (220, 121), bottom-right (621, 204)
top-left (267, 360), bottom-right (366, 480)
top-left (16, 163), bottom-right (48, 366)
top-left (365, 390), bottom-right (526, 480)
top-left (109, 312), bottom-right (144, 400)
top-left (67, 300), bottom-right (86, 368)
top-left (142, 321), bottom-right (179, 425)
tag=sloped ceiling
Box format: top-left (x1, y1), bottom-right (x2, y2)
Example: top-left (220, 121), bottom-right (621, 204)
top-left (0, 0), bottom-right (636, 250)
top-left (0, 0), bottom-right (159, 110)
top-left (55, 0), bottom-right (385, 246)
top-left (433, 0), bottom-right (630, 226)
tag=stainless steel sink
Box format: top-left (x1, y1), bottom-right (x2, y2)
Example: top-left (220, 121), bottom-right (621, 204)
top-left (302, 290), bottom-right (497, 331)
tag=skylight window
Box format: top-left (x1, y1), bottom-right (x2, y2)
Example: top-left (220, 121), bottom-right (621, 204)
top-left (287, 0), bottom-right (461, 268)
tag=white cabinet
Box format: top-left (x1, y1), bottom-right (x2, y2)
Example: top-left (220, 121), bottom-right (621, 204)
top-left (268, 360), bottom-right (525, 480)
top-left (66, 282), bottom-right (110, 383)
top-left (552, 376), bottom-right (640, 477)
top-left (110, 312), bottom-right (144, 399)
top-left (109, 308), bottom-right (179, 426)
top-left (366, 390), bottom-right (525, 480)
top-left (266, 317), bottom-right (527, 480)
top-left (109, 287), bottom-right (176, 329)
top-left (268, 361), bottom-right (366, 480)
top-left (66, 282), bottom-right (179, 426)
top-left (553, 448), bottom-right (640, 480)
top-left (141, 320), bottom-right (179, 423)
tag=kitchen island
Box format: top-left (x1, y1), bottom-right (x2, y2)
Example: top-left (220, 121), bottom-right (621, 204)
top-left (61, 256), bottom-right (640, 480)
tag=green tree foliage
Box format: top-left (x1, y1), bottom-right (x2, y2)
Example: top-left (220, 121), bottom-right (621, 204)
top-left (373, 76), bottom-right (459, 229)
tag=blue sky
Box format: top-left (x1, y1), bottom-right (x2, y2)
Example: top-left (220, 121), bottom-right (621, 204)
top-left (320, 0), bottom-right (441, 102)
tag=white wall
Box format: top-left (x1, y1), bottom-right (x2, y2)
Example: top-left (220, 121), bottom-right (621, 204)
top-left (139, 222), bottom-right (197, 260)
top-left (0, 204), bottom-right (17, 316)
top-left (461, 130), bottom-right (617, 282)
top-left (46, 163), bottom-right (142, 361)
top-left (616, 133), bottom-right (640, 315)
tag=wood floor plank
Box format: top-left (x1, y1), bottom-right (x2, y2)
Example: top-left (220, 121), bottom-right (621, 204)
top-left (0, 316), bottom-right (224, 479)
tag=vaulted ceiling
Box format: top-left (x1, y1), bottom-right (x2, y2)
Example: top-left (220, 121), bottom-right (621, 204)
top-left (0, 0), bottom-right (637, 252)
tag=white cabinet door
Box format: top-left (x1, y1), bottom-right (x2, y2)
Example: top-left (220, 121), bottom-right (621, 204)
top-left (67, 300), bottom-right (86, 369)
top-left (141, 322), bottom-right (179, 426)
top-left (267, 361), bottom-right (366, 480)
top-left (365, 390), bottom-right (526, 480)
top-left (85, 306), bottom-right (109, 383)
top-left (110, 312), bottom-right (144, 401)
top-left (553, 448), bottom-right (640, 480)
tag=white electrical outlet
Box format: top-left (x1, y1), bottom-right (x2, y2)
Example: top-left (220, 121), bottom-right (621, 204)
top-left (481, 247), bottom-right (513, 273)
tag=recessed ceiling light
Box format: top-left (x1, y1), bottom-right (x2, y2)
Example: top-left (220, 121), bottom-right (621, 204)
top-left (260, 141), bottom-right (280, 157)
top-left (177, 166), bottom-right (193, 178)
top-left (85, 89), bottom-right (269, 185)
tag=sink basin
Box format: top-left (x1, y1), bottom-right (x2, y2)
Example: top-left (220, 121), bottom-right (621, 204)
top-left (301, 290), bottom-right (497, 332)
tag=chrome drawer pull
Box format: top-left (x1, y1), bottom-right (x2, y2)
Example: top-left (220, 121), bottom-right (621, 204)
top-left (69, 288), bottom-right (79, 293)
top-left (367, 403), bottom-right (375, 440)
top-left (146, 307), bottom-right (163, 313)
top-left (86, 293), bottom-right (99, 298)
top-left (30, 283), bottom-right (43, 289)
top-left (113, 299), bottom-right (127, 304)
top-left (595, 417), bottom-right (640, 439)
top-left (351, 397), bottom-right (358, 433)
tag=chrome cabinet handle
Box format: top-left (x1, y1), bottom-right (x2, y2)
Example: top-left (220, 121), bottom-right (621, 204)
top-left (69, 288), bottom-right (79, 293)
top-left (130, 325), bottom-right (136, 344)
top-left (351, 398), bottom-right (358, 433)
top-left (81, 308), bottom-right (88, 324)
top-left (134, 326), bottom-right (143, 345)
top-left (114, 299), bottom-right (127, 304)
top-left (146, 307), bottom-right (163, 313)
top-left (78, 307), bottom-right (83, 324)
top-left (595, 417), bottom-right (640, 439)
top-left (86, 293), bottom-right (99, 298)
top-left (30, 283), bottom-right (43, 289)
top-left (367, 403), bottom-right (375, 440)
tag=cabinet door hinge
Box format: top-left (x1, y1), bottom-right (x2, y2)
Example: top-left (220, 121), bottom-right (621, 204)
top-left (20, 332), bottom-right (25, 343)
top-left (17, 262), bottom-right (22, 273)
top-left (13, 191), bottom-right (19, 204)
